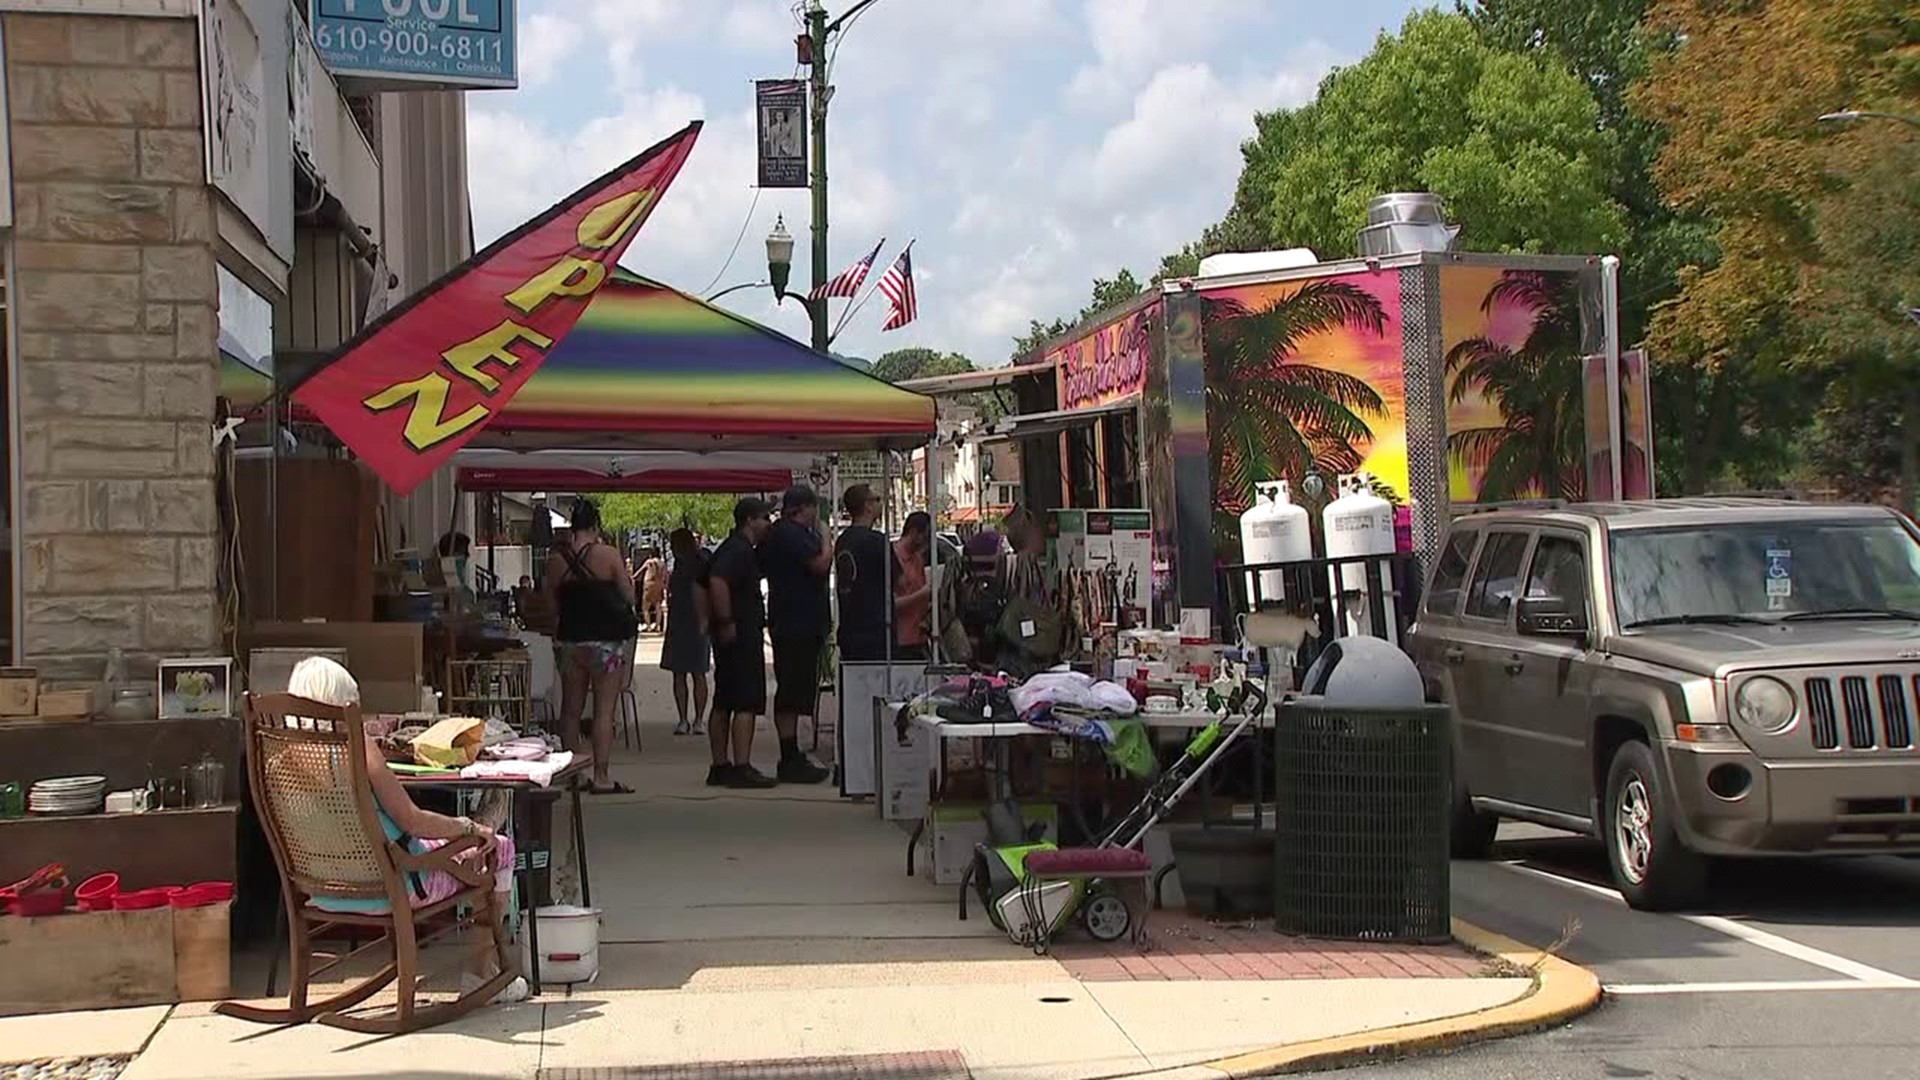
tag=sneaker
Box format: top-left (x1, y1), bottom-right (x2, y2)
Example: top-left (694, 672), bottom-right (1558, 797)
top-left (673, 718), bottom-right (691, 736)
top-left (706, 764), bottom-right (736, 787)
top-left (777, 756), bottom-right (831, 785)
top-left (690, 716), bottom-right (707, 736)
top-left (725, 764), bottom-right (780, 789)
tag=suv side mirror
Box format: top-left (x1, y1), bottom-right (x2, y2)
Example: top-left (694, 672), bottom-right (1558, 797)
top-left (1517, 596), bottom-right (1590, 643)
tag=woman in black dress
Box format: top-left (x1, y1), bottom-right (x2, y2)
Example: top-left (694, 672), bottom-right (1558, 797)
top-left (660, 528), bottom-right (712, 736)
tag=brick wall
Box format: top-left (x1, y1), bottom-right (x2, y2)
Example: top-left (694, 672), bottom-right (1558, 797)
top-left (6, 13), bottom-right (218, 681)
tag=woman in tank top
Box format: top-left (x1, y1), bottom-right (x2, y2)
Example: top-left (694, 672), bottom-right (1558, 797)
top-left (544, 500), bottom-right (638, 794)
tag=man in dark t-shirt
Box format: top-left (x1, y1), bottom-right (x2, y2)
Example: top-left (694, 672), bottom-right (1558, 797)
top-left (833, 484), bottom-right (892, 662)
top-left (760, 485), bottom-right (833, 784)
top-left (702, 497), bottom-right (776, 788)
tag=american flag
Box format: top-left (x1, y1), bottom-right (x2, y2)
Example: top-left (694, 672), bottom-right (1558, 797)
top-left (879, 244), bottom-right (918, 331)
top-left (809, 238), bottom-right (884, 301)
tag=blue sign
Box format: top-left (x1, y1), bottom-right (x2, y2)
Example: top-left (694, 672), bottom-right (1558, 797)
top-left (311, 0), bottom-right (516, 89)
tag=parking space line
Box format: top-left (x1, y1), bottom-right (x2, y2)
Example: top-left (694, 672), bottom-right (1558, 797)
top-left (1607, 980), bottom-right (1920, 995)
top-left (1496, 860), bottom-right (1920, 988)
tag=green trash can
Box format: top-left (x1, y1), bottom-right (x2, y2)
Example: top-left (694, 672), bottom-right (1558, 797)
top-left (1273, 702), bottom-right (1452, 943)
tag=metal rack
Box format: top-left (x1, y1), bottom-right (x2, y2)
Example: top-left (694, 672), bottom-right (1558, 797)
top-left (446, 656), bottom-right (534, 730)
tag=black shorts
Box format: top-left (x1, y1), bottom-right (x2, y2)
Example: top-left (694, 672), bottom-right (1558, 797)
top-left (711, 638), bottom-right (767, 715)
top-left (771, 633), bottom-right (824, 715)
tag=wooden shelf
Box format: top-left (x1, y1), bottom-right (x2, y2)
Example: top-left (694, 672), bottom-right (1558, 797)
top-left (0, 804), bottom-right (237, 828)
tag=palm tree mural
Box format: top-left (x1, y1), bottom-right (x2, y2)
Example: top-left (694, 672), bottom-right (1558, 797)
top-left (1445, 271), bottom-right (1590, 501)
top-left (1202, 281), bottom-right (1389, 517)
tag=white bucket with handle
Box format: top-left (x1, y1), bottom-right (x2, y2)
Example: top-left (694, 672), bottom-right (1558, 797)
top-left (533, 904), bottom-right (601, 984)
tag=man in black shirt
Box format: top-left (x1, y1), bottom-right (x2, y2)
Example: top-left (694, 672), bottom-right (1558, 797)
top-left (761, 485), bottom-right (833, 784)
top-left (833, 484), bottom-right (892, 662)
top-left (703, 497), bottom-right (776, 788)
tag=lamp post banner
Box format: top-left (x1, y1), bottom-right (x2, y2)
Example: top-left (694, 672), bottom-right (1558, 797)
top-left (290, 121), bottom-right (702, 495)
top-left (756, 79), bottom-right (808, 188)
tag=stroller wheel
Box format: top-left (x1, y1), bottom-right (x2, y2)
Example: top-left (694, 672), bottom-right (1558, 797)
top-left (1083, 891), bottom-right (1131, 943)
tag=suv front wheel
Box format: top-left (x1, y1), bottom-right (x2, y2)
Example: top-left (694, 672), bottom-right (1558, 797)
top-left (1604, 740), bottom-right (1709, 910)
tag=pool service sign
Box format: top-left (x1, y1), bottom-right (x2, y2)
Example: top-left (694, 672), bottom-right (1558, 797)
top-left (311, 0), bottom-right (517, 89)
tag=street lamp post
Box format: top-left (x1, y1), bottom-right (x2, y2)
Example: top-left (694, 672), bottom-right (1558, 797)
top-left (707, 217), bottom-right (816, 311)
top-left (1818, 108), bottom-right (1920, 130)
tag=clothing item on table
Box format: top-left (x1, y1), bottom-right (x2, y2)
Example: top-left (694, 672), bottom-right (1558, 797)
top-left (1010, 670), bottom-right (1138, 716)
top-left (460, 750), bottom-right (576, 787)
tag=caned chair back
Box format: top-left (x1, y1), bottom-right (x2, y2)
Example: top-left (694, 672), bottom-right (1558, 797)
top-left (242, 693), bottom-right (403, 906)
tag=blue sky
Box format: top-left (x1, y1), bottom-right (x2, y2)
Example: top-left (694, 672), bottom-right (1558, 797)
top-left (467, 0), bottom-right (1425, 366)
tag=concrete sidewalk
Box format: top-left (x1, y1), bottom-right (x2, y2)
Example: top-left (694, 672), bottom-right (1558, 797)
top-left (3, 640), bottom-right (1593, 1079)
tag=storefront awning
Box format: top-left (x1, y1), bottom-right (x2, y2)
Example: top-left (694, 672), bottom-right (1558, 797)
top-left (897, 361), bottom-right (1052, 396)
top-left (984, 398), bottom-right (1138, 442)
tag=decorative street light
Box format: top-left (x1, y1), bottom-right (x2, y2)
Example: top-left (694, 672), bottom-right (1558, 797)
top-left (1817, 108), bottom-right (1920, 130)
top-left (766, 215), bottom-right (796, 301)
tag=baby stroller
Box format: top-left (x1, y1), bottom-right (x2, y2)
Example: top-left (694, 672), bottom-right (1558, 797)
top-left (966, 680), bottom-right (1269, 953)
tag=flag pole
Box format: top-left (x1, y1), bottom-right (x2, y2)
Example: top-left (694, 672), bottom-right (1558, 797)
top-left (830, 239), bottom-right (913, 345)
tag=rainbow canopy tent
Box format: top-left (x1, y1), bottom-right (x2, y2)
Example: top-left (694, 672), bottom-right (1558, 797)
top-left (452, 269), bottom-right (935, 453)
top-left (281, 269), bottom-right (936, 467)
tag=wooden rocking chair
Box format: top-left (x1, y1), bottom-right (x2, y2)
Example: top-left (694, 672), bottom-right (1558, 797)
top-left (217, 693), bottom-right (517, 1034)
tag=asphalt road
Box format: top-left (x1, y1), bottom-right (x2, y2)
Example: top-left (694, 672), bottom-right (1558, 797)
top-left (1313, 824), bottom-right (1920, 1078)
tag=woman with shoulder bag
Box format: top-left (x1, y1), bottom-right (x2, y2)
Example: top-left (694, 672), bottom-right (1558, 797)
top-left (544, 500), bottom-right (639, 794)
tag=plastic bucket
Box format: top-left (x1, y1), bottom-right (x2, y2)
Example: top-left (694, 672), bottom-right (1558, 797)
top-left (76, 873), bottom-right (121, 911)
top-left (533, 905), bottom-right (601, 984)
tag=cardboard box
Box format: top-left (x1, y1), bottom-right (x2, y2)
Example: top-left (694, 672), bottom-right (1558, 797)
top-left (0, 669), bottom-right (38, 717)
top-left (247, 622), bottom-right (423, 713)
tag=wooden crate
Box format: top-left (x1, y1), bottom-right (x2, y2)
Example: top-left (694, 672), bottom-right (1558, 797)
top-left (0, 903), bottom-right (233, 1016)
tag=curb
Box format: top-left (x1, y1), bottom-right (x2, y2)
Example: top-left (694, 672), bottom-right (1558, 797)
top-left (1199, 918), bottom-right (1603, 1077)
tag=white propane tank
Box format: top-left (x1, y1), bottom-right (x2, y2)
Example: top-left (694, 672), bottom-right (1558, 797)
top-left (1239, 480), bottom-right (1312, 604)
top-left (1322, 473), bottom-right (1399, 641)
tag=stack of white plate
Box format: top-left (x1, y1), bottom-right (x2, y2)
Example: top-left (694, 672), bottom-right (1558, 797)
top-left (28, 775), bottom-right (108, 816)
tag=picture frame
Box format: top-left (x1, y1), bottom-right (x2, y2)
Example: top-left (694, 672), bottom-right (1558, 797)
top-left (158, 657), bottom-right (235, 720)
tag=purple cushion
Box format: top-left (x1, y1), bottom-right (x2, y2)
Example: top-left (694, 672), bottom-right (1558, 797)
top-left (1024, 847), bottom-right (1151, 876)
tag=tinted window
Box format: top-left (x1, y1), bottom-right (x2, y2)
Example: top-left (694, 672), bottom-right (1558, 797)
top-left (1425, 530), bottom-right (1478, 615)
top-left (1612, 519), bottom-right (1920, 628)
top-left (1464, 532), bottom-right (1530, 621)
top-left (1524, 536), bottom-right (1589, 610)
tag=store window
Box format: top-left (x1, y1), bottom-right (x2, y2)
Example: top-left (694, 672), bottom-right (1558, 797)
top-left (1, 247), bottom-right (12, 663)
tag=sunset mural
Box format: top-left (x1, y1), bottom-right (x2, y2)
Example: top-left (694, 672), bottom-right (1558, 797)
top-left (1199, 270), bottom-right (1404, 531)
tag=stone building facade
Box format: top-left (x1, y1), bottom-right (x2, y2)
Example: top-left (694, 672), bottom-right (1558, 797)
top-left (5, 11), bottom-right (220, 680)
top-left (0, 2), bottom-right (473, 680)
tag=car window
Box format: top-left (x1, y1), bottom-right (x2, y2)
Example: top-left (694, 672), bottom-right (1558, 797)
top-left (1524, 535), bottom-right (1589, 611)
top-left (1425, 530), bottom-right (1478, 616)
top-left (1464, 531), bottom-right (1530, 622)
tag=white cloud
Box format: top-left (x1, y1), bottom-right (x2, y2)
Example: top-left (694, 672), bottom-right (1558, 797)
top-left (1066, 0), bottom-right (1259, 109)
top-left (517, 13), bottom-right (584, 88)
top-left (720, 1), bottom-right (793, 51)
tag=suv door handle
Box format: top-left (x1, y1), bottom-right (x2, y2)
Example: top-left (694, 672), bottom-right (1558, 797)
top-left (1504, 653), bottom-right (1525, 675)
top-left (1443, 647), bottom-right (1465, 665)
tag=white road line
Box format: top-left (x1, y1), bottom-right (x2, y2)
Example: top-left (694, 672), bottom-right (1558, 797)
top-left (1496, 860), bottom-right (1920, 988)
top-left (1679, 913), bottom-right (1919, 986)
top-left (1607, 980), bottom-right (1920, 996)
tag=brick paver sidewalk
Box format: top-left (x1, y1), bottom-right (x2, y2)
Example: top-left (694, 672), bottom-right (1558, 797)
top-left (1051, 911), bottom-right (1495, 982)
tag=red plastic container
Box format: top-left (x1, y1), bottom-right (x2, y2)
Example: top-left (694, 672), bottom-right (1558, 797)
top-left (170, 881), bottom-right (233, 908)
top-left (113, 887), bottom-right (177, 911)
top-left (9, 890), bottom-right (67, 917)
top-left (75, 873), bottom-right (121, 911)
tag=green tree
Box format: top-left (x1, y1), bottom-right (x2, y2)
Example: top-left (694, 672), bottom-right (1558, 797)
top-left (1009, 270), bottom-right (1148, 361)
top-left (1635, 0), bottom-right (1918, 502)
top-left (595, 493), bottom-right (741, 539)
top-left (1203, 281), bottom-right (1389, 515)
top-left (1234, 11), bottom-right (1626, 259)
top-left (869, 348), bottom-right (973, 384)
top-left (1445, 272), bottom-right (1591, 499)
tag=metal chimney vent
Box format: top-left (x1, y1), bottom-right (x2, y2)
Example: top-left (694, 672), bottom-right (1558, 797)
top-left (1356, 192), bottom-right (1462, 257)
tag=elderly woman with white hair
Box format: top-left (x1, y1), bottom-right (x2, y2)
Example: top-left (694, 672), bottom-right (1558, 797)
top-left (287, 656), bottom-right (529, 1003)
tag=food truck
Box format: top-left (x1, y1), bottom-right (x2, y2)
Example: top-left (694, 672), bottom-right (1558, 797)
top-left (976, 194), bottom-right (1653, 620)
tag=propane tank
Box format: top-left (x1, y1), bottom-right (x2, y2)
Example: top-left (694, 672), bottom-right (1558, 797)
top-left (1239, 480), bottom-right (1312, 605)
top-left (1322, 473), bottom-right (1399, 641)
